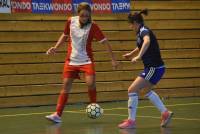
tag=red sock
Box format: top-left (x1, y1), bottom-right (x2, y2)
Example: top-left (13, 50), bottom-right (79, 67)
top-left (56, 90), bottom-right (68, 117)
top-left (88, 88), bottom-right (97, 103)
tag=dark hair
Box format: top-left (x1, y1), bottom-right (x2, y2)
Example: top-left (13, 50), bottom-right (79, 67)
top-left (77, 2), bottom-right (92, 28)
top-left (128, 9), bottom-right (148, 24)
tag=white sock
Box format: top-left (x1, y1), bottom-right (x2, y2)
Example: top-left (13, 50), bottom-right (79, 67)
top-left (128, 93), bottom-right (138, 121)
top-left (145, 90), bottom-right (167, 113)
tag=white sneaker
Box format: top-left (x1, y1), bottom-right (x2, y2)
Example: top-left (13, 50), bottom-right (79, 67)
top-left (45, 113), bottom-right (62, 123)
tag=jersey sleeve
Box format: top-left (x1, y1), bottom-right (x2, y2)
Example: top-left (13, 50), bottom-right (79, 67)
top-left (140, 28), bottom-right (150, 38)
top-left (92, 23), bottom-right (107, 43)
top-left (63, 17), bottom-right (71, 36)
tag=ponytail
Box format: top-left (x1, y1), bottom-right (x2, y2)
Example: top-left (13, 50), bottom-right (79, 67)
top-left (128, 9), bottom-right (148, 24)
top-left (139, 9), bottom-right (148, 16)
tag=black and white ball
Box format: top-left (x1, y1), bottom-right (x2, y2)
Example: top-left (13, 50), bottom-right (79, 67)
top-left (86, 103), bottom-right (103, 119)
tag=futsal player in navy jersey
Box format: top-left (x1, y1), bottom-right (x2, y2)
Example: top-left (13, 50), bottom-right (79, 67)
top-left (118, 9), bottom-right (173, 129)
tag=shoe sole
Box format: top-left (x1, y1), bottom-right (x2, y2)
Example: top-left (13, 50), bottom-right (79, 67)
top-left (161, 112), bottom-right (174, 127)
top-left (118, 125), bottom-right (136, 129)
top-left (45, 116), bottom-right (62, 123)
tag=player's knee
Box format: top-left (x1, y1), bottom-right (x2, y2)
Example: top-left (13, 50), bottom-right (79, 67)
top-left (63, 86), bottom-right (71, 93)
top-left (143, 89), bottom-right (152, 96)
top-left (61, 89), bottom-right (68, 94)
top-left (128, 87), bottom-right (139, 94)
top-left (87, 82), bottom-right (96, 89)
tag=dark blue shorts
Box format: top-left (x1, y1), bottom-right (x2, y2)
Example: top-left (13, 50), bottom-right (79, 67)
top-left (139, 66), bottom-right (165, 85)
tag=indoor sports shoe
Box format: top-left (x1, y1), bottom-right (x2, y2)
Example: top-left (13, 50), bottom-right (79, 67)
top-left (118, 119), bottom-right (136, 129)
top-left (45, 113), bottom-right (62, 123)
top-left (161, 111), bottom-right (173, 127)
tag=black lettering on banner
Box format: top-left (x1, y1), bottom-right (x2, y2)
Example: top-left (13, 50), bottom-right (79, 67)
top-left (0, 0), bottom-right (10, 8)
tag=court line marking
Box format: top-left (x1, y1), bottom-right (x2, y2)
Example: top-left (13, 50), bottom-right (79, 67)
top-left (103, 113), bottom-right (200, 121)
top-left (80, 102), bottom-right (200, 111)
top-left (0, 102), bottom-right (199, 121)
top-left (0, 110), bottom-right (83, 118)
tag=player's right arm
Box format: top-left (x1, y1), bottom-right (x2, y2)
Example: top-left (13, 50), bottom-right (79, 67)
top-left (46, 18), bottom-right (71, 55)
top-left (46, 34), bottom-right (68, 55)
top-left (123, 47), bottom-right (139, 60)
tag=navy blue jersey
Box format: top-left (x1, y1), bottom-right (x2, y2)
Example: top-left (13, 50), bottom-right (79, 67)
top-left (136, 25), bottom-right (164, 68)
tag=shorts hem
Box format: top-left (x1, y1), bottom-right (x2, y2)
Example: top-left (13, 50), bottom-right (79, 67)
top-left (139, 75), bottom-right (157, 85)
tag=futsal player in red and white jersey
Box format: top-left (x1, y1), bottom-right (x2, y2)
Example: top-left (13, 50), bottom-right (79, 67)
top-left (45, 2), bottom-right (118, 123)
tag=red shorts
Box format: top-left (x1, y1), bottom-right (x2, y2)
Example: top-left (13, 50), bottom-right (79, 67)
top-left (63, 63), bottom-right (96, 79)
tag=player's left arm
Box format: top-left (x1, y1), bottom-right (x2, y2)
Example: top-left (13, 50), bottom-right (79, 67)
top-left (101, 40), bottom-right (118, 69)
top-left (132, 35), bottom-right (150, 63)
top-left (93, 23), bottom-right (118, 69)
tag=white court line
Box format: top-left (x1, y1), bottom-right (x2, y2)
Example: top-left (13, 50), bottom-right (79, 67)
top-left (79, 102), bottom-right (200, 111)
top-left (0, 110), bottom-right (83, 118)
top-left (0, 103), bottom-right (199, 121)
top-left (103, 113), bottom-right (200, 121)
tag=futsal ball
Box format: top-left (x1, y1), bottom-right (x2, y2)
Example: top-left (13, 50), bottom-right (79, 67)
top-left (86, 103), bottom-right (103, 119)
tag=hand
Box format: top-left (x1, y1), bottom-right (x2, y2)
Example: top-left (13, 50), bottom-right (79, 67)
top-left (111, 59), bottom-right (119, 70)
top-left (131, 56), bottom-right (140, 64)
top-left (46, 47), bottom-right (57, 55)
top-left (123, 53), bottom-right (132, 59)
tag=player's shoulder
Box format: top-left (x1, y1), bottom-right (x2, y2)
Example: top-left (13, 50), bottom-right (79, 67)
top-left (91, 21), bottom-right (101, 30)
top-left (139, 25), bottom-right (150, 37)
top-left (91, 21), bottom-right (98, 27)
top-left (65, 16), bottom-right (72, 24)
top-left (140, 26), bottom-right (149, 33)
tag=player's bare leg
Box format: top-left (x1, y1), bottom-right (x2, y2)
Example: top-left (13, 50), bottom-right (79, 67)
top-left (85, 75), bottom-right (97, 103)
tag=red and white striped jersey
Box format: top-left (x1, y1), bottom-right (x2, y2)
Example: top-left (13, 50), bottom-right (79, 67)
top-left (63, 16), bottom-right (106, 65)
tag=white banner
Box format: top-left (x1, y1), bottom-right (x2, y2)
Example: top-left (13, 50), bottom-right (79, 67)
top-left (0, 0), bottom-right (11, 13)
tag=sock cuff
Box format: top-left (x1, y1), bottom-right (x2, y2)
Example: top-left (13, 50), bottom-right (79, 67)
top-left (145, 90), bottom-right (154, 98)
top-left (128, 92), bottom-right (138, 97)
